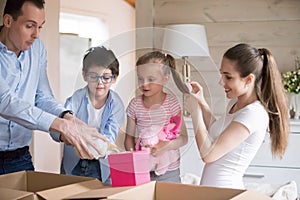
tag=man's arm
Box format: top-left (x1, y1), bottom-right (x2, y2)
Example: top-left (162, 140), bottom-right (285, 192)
top-left (0, 76), bottom-right (57, 132)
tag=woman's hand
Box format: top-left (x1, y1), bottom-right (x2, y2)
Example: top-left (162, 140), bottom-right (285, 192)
top-left (184, 82), bottom-right (203, 118)
top-left (184, 93), bottom-right (201, 116)
top-left (184, 81), bottom-right (215, 129)
top-left (189, 81), bottom-right (206, 105)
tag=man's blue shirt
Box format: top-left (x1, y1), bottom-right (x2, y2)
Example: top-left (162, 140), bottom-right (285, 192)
top-left (0, 39), bottom-right (64, 151)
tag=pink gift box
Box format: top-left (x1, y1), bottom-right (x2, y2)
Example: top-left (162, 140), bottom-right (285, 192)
top-left (108, 150), bottom-right (151, 187)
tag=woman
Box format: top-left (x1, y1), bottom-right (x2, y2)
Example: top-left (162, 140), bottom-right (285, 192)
top-left (184, 43), bottom-right (289, 189)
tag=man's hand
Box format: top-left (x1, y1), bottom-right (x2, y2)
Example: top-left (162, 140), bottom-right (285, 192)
top-left (51, 114), bottom-right (108, 159)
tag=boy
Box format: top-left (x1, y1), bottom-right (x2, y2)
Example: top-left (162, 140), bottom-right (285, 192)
top-left (51, 46), bottom-right (125, 184)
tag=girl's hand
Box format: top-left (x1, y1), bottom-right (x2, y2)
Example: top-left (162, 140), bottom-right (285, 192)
top-left (149, 140), bottom-right (170, 157)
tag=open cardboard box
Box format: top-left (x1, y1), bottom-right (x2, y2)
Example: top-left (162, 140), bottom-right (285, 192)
top-left (0, 170), bottom-right (107, 200)
top-left (66, 181), bottom-right (272, 200)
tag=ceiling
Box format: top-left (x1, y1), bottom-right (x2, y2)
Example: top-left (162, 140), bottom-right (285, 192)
top-left (124, 0), bottom-right (135, 7)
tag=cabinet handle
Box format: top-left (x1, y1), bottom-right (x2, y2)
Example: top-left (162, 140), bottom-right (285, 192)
top-left (243, 173), bottom-right (265, 178)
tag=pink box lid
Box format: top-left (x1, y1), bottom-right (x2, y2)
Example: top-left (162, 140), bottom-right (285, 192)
top-left (108, 150), bottom-right (150, 164)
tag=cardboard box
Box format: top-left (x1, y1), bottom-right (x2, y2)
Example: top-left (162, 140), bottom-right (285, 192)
top-left (66, 181), bottom-right (272, 200)
top-left (66, 186), bottom-right (134, 199)
top-left (0, 187), bottom-right (34, 200)
top-left (0, 170), bottom-right (107, 200)
top-left (108, 150), bottom-right (150, 187)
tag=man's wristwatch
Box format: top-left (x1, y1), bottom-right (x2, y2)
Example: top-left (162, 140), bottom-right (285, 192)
top-left (59, 110), bottom-right (73, 118)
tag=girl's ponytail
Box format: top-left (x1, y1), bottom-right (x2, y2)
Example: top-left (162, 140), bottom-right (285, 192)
top-left (165, 54), bottom-right (190, 93)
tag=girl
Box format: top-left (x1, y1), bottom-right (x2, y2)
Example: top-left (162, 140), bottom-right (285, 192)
top-left (184, 43), bottom-right (289, 189)
top-left (124, 51), bottom-right (188, 183)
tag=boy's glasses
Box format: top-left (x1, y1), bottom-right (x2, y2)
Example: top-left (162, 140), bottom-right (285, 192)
top-left (85, 72), bottom-right (115, 84)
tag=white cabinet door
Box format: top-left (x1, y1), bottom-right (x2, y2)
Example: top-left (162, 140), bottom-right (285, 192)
top-left (251, 134), bottom-right (300, 168)
top-left (244, 166), bottom-right (300, 195)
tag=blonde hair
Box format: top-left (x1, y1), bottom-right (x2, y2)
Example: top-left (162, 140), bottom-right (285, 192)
top-left (136, 51), bottom-right (189, 93)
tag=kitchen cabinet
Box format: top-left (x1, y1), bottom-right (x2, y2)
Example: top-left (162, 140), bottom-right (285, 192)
top-left (244, 119), bottom-right (300, 195)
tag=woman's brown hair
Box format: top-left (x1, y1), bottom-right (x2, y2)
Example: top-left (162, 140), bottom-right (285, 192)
top-left (223, 43), bottom-right (289, 158)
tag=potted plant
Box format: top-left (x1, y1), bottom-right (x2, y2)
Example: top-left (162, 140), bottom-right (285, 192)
top-left (282, 57), bottom-right (300, 119)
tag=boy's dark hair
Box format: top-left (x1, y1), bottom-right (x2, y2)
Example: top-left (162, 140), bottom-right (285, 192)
top-left (82, 46), bottom-right (120, 76)
top-left (4, 0), bottom-right (45, 20)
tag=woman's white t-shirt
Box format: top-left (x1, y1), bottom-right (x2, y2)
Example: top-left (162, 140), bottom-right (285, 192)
top-left (200, 99), bottom-right (269, 189)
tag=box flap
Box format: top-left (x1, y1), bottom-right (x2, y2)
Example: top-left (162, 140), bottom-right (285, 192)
top-left (63, 181), bottom-right (271, 200)
top-left (0, 170), bottom-right (104, 199)
top-left (26, 171), bottom-right (96, 192)
top-left (108, 181), bottom-right (156, 200)
top-left (0, 171), bottom-right (27, 191)
top-left (37, 179), bottom-right (106, 200)
top-left (0, 187), bottom-right (34, 200)
top-left (231, 190), bottom-right (272, 200)
top-left (65, 186), bottom-right (134, 199)
top-left (155, 182), bottom-right (244, 200)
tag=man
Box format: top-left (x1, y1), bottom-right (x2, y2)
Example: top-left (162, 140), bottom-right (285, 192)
top-left (0, 0), bottom-right (105, 174)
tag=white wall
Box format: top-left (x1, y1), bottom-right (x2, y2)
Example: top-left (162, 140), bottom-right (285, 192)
top-left (60, 0), bottom-right (136, 108)
top-left (0, 0), bottom-right (5, 25)
top-left (136, 0), bottom-right (300, 117)
top-left (32, 0), bottom-right (61, 173)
